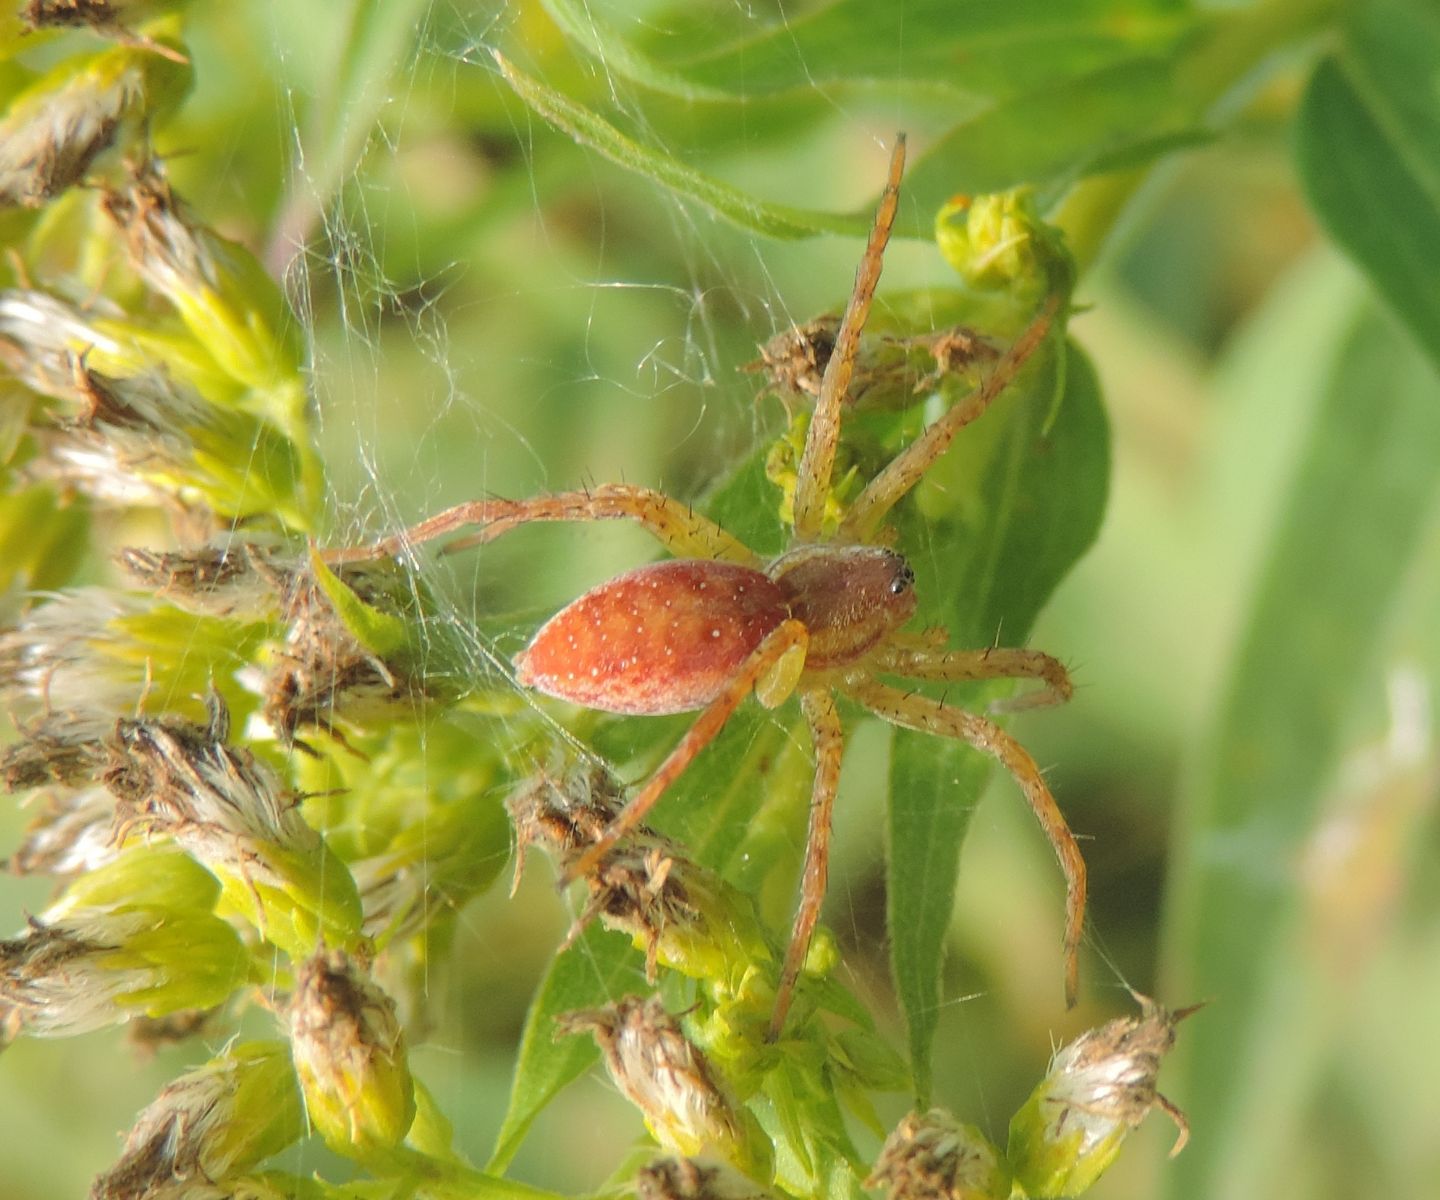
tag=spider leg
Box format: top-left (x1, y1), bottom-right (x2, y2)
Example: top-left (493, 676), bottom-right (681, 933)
top-left (770, 688), bottom-right (843, 1040)
top-left (849, 675), bottom-right (1084, 1007)
top-left (792, 135), bottom-right (906, 541)
top-left (839, 289), bottom-right (1064, 543)
top-left (1156, 1092), bottom-right (1191, 1157)
top-left (561, 619), bottom-right (809, 884)
top-left (873, 645), bottom-right (1073, 713)
top-left (324, 483), bottom-right (759, 567)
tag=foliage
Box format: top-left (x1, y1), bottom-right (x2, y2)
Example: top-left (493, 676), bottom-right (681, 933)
top-left (0, 3), bottom-right (1437, 1200)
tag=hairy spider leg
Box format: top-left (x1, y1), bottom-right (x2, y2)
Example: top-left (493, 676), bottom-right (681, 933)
top-left (792, 134), bottom-right (907, 541)
top-left (849, 675), bottom-right (1085, 1007)
top-left (770, 688), bottom-right (844, 1039)
top-left (324, 483), bottom-right (759, 568)
top-left (872, 645), bottom-right (1073, 714)
top-left (561, 619), bottom-right (809, 884)
top-left (840, 289), bottom-right (1065, 543)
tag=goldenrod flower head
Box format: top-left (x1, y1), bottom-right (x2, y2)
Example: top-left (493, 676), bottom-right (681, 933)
top-left (935, 189), bottom-right (1073, 302)
top-left (866, 1109), bottom-right (1007, 1200)
top-left (1007, 995), bottom-right (1195, 1198)
top-left (0, 588), bottom-right (154, 720)
top-left (90, 1040), bottom-right (304, 1200)
top-left (101, 161), bottom-right (303, 399)
top-left (288, 948), bottom-right (416, 1157)
top-left (0, 288), bottom-right (309, 524)
top-left (103, 700), bottom-right (363, 957)
top-left (117, 541), bottom-right (288, 621)
top-left (0, 844), bottom-right (247, 1043)
top-left (555, 994), bottom-right (765, 1174)
top-left (0, 41), bottom-right (188, 209)
top-left (262, 556), bottom-right (438, 743)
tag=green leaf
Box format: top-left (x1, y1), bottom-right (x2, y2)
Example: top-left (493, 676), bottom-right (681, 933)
top-left (617, 0), bottom-right (1195, 102)
top-left (492, 51), bottom-right (864, 240)
top-left (899, 55), bottom-right (1202, 227)
top-left (487, 922), bottom-right (642, 1173)
top-left (1297, 31), bottom-right (1440, 373)
top-left (1162, 291), bottom-right (1440, 1200)
top-left (887, 344), bottom-right (1109, 1103)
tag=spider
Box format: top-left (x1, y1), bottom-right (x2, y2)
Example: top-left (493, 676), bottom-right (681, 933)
top-left (327, 135), bottom-right (1083, 1038)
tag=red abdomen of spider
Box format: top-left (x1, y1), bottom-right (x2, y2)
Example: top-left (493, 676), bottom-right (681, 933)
top-left (515, 559), bottom-right (789, 715)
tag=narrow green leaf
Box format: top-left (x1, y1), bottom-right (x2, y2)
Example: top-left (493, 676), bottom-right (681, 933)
top-left (886, 736), bottom-right (991, 1107)
top-left (487, 922), bottom-right (641, 1172)
top-left (1162, 296), bottom-right (1440, 1200)
top-left (538, 0), bottom-right (734, 102)
top-left (1296, 52), bottom-right (1440, 373)
top-left (887, 346), bottom-right (1109, 1102)
top-left (491, 52), bottom-right (863, 240)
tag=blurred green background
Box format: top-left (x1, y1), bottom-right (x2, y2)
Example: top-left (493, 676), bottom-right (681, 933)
top-left (2, 2), bottom-right (1438, 1198)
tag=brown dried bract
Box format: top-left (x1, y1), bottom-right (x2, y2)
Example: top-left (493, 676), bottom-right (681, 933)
top-left (507, 763), bottom-right (701, 980)
top-left (0, 712), bottom-right (110, 791)
top-left (747, 317), bottom-right (997, 412)
top-left (866, 1109), bottom-right (1004, 1200)
top-left (637, 1157), bottom-right (773, 1200)
top-left (118, 541), bottom-right (286, 619)
top-left (263, 561), bottom-right (417, 743)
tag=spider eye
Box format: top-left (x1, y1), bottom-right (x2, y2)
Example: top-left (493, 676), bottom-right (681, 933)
top-left (889, 565), bottom-right (915, 596)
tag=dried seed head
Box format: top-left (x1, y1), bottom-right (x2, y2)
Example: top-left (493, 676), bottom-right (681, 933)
top-left (555, 995), bottom-right (750, 1162)
top-left (0, 42), bottom-right (185, 209)
top-left (0, 289), bottom-right (306, 522)
top-left (263, 560), bottom-right (425, 741)
top-left (1007, 995), bottom-right (1196, 1198)
top-left (865, 1109), bottom-right (1007, 1200)
top-left (0, 588), bottom-right (156, 721)
top-left (89, 1040), bottom-right (304, 1200)
top-left (0, 711), bottom-right (112, 792)
top-left (4, 784), bottom-right (117, 876)
top-left (508, 764), bottom-right (770, 985)
top-left (117, 541), bottom-right (287, 620)
top-left (288, 948), bottom-right (415, 1155)
top-left (1, 913), bottom-right (161, 1043)
top-left (636, 1157), bottom-right (775, 1200)
top-left (106, 701), bottom-right (300, 848)
top-left (102, 701), bottom-right (363, 957)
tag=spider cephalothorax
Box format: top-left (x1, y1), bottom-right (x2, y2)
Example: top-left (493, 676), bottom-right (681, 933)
top-left (328, 135), bottom-right (1082, 1037)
